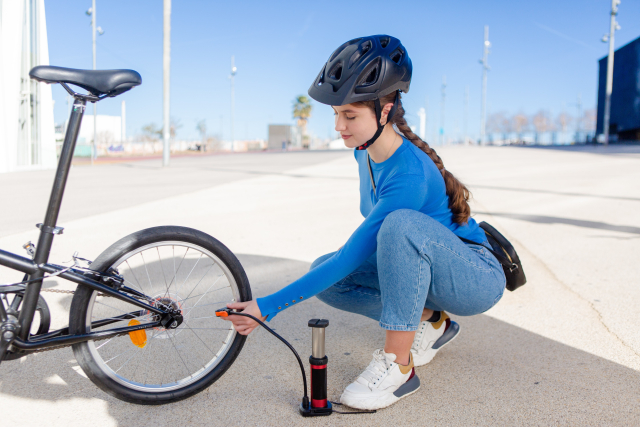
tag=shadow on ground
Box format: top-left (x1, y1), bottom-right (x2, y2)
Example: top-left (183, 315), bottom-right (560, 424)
top-left (511, 143), bottom-right (640, 156)
top-left (476, 211), bottom-right (640, 235)
top-left (1, 253), bottom-right (639, 426)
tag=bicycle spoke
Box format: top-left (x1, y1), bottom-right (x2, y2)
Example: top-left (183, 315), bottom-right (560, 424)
top-left (183, 270), bottom-right (221, 303)
top-left (167, 333), bottom-right (192, 381)
top-left (182, 290), bottom-right (228, 303)
top-left (176, 253), bottom-right (203, 295)
top-left (183, 300), bottom-right (233, 313)
top-left (172, 246), bottom-right (176, 291)
top-left (95, 337), bottom-right (115, 350)
top-left (157, 247), bottom-right (169, 293)
top-left (142, 329), bottom-right (157, 386)
top-left (183, 324), bottom-right (217, 358)
top-left (84, 240), bottom-right (243, 395)
top-left (167, 247), bottom-right (189, 291)
top-left (115, 346), bottom-right (142, 374)
top-left (130, 335), bottom-right (152, 381)
top-left (140, 251), bottom-right (153, 291)
top-left (125, 259), bottom-right (146, 294)
top-left (104, 346), bottom-right (138, 366)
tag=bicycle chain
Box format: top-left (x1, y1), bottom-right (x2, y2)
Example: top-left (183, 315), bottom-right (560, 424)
top-left (40, 288), bottom-right (111, 297)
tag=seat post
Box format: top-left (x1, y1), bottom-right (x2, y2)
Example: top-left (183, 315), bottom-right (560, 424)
top-left (17, 98), bottom-right (87, 340)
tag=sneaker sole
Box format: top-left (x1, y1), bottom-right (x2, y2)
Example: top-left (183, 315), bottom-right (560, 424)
top-left (412, 321), bottom-right (461, 367)
top-left (340, 375), bottom-right (421, 410)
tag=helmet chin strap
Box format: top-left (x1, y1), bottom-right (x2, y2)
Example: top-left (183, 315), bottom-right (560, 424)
top-left (355, 91), bottom-right (400, 151)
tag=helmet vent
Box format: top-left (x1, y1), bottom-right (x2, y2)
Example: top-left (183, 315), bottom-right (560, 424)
top-left (390, 48), bottom-right (404, 64)
top-left (328, 63), bottom-right (343, 81)
top-left (357, 58), bottom-right (381, 87)
top-left (330, 38), bottom-right (363, 62)
top-left (348, 40), bottom-right (372, 69)
top-left (379, 36), bottom-right (390, 48)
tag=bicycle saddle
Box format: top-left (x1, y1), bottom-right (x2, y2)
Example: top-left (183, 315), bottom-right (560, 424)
top-left (29, 66), bottom-right (142, 97)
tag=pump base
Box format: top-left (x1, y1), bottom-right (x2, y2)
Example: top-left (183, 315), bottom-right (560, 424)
top-left (299, 401), bottom-right (332, 417)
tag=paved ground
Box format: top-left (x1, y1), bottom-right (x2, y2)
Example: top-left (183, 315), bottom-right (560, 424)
top-left (0, 145), bottom-right (639, 426)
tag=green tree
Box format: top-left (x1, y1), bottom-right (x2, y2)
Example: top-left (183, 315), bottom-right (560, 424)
top-left (292, 95), bottom-right (312, 143)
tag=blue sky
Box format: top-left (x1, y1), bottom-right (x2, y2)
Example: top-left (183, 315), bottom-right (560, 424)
top-left (45, 0), bottom-right (640, 142)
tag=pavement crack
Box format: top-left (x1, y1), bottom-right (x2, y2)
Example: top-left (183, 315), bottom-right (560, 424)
top-left (477, 205), bottom-right (640, 361)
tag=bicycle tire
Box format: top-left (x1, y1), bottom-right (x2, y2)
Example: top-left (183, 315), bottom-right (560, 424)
top-left (69, 226), bottom-right (251, 404)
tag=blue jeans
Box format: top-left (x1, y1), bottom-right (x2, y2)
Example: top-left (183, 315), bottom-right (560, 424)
top-left (314, 209), bottom-right (506, 332)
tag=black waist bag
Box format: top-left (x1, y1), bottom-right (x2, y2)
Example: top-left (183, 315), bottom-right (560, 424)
top-left (459, 222), bottom-right (526, 292)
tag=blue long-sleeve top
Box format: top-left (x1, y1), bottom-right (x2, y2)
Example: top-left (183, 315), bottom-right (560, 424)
top-left (256, 137), bottom-right (486, 320)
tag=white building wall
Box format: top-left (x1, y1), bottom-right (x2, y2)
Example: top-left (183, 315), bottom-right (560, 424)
top-left (0, 0), bottom-right (56, 173)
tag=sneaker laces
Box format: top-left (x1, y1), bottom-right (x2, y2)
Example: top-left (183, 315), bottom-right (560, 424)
top-left (359, 349), bottom-right (391, 386)
top-left (411, 322), bottom-right (427, 351)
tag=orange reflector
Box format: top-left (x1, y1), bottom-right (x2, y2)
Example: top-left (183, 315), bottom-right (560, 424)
top-left (128, 319), bottom-right (147, 348)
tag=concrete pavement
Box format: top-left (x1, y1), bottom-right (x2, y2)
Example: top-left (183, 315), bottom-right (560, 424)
top-left (0, 145), bottom-right (639, 426)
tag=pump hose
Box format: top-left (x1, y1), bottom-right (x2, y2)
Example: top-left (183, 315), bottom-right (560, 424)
top-left (215, 308), bottom-right (375, 414)
top-left (216, 309), bottom-right (309, 407)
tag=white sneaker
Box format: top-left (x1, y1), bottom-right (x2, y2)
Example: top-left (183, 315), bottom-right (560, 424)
top-left (410, 311), bottom-right (460, 367)
top-left (340, 349), bottom-right (420, 410)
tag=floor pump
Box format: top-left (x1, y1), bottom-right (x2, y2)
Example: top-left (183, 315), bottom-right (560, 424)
top-left (300, 319), bottom-right (332, 416)
top-left (215, 308), bottom-right (374, 416)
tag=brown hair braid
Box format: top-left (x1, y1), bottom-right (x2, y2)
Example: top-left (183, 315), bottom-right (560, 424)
top-left (354, 92), bottom-right (472, 225)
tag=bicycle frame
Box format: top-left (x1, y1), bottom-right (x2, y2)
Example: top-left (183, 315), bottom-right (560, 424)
top-left (0, 94), bottom-right (170, 357)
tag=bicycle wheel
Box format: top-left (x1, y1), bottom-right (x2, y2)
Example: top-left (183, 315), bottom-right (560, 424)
top-left (69, 226), bottom-right (251, 404)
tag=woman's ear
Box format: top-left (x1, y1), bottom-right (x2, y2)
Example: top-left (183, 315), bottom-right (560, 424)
top-left (379, 102), bottom-right (395, 126)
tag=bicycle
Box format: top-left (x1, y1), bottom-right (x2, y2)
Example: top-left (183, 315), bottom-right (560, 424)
top-left (0, 66), bottom-right (252, 404)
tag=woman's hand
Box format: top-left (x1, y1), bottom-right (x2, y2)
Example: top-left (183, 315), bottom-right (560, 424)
top-left (221, 300), bottom-right (266, 336)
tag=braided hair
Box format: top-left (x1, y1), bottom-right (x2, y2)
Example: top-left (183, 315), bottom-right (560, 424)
top-left (355, 92), bottom-right (472, 225)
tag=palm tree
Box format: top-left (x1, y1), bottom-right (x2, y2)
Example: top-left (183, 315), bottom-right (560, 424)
top-left (293, 95), bottom-right (312, 147)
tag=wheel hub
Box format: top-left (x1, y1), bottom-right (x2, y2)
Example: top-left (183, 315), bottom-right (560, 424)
top-left (146, 293), bottom-right (187, 338)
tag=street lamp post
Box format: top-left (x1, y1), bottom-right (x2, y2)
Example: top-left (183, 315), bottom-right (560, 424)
top-left (439, 75), bottom-right (446, 145)
top-left (163, 0), bottom-right (171, 166)
top-left (86, 1), bottom-right (104, 165)
top-left (479, 25), bottom-right (490, 145)
top-left (601, 0), bottom-right (621, 145)
top-left (464, 86), bottom-right (469, 145)
top-left (230, 56), bottom-right (237, 152)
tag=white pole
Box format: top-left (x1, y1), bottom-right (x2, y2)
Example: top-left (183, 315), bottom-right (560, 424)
top-left (417, 107), bottom-right (426, 140)
top-left (480, 25), bottom-right (490, 145)
top-left (91, 0), bottom-right (96, 165)
top-left (230, 55), bottom-right (236, 152)
top-left (24, 0), bottom-right (32, 165)
top-left (440, 75), bottom-right (446, 145)
top-left (162, 0), bottom-right (171, 166)
top-left (425, 96), bottom-right (429, 143)
top-left (603, 0), bottom-right (620, 145)
top-left (121, 100), bottom-right (126, 143)
top-left (464, 86), bottom-right (469, 144)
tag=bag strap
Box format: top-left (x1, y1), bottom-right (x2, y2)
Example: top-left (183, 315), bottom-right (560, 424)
top-left (458, 235), bottom-right (518, 272)
top-left (367, 153), bottom-right (376, 192)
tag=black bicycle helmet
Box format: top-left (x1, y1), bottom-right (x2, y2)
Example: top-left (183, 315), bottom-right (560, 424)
top-left (308, 35), bottom-right (412, 150)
